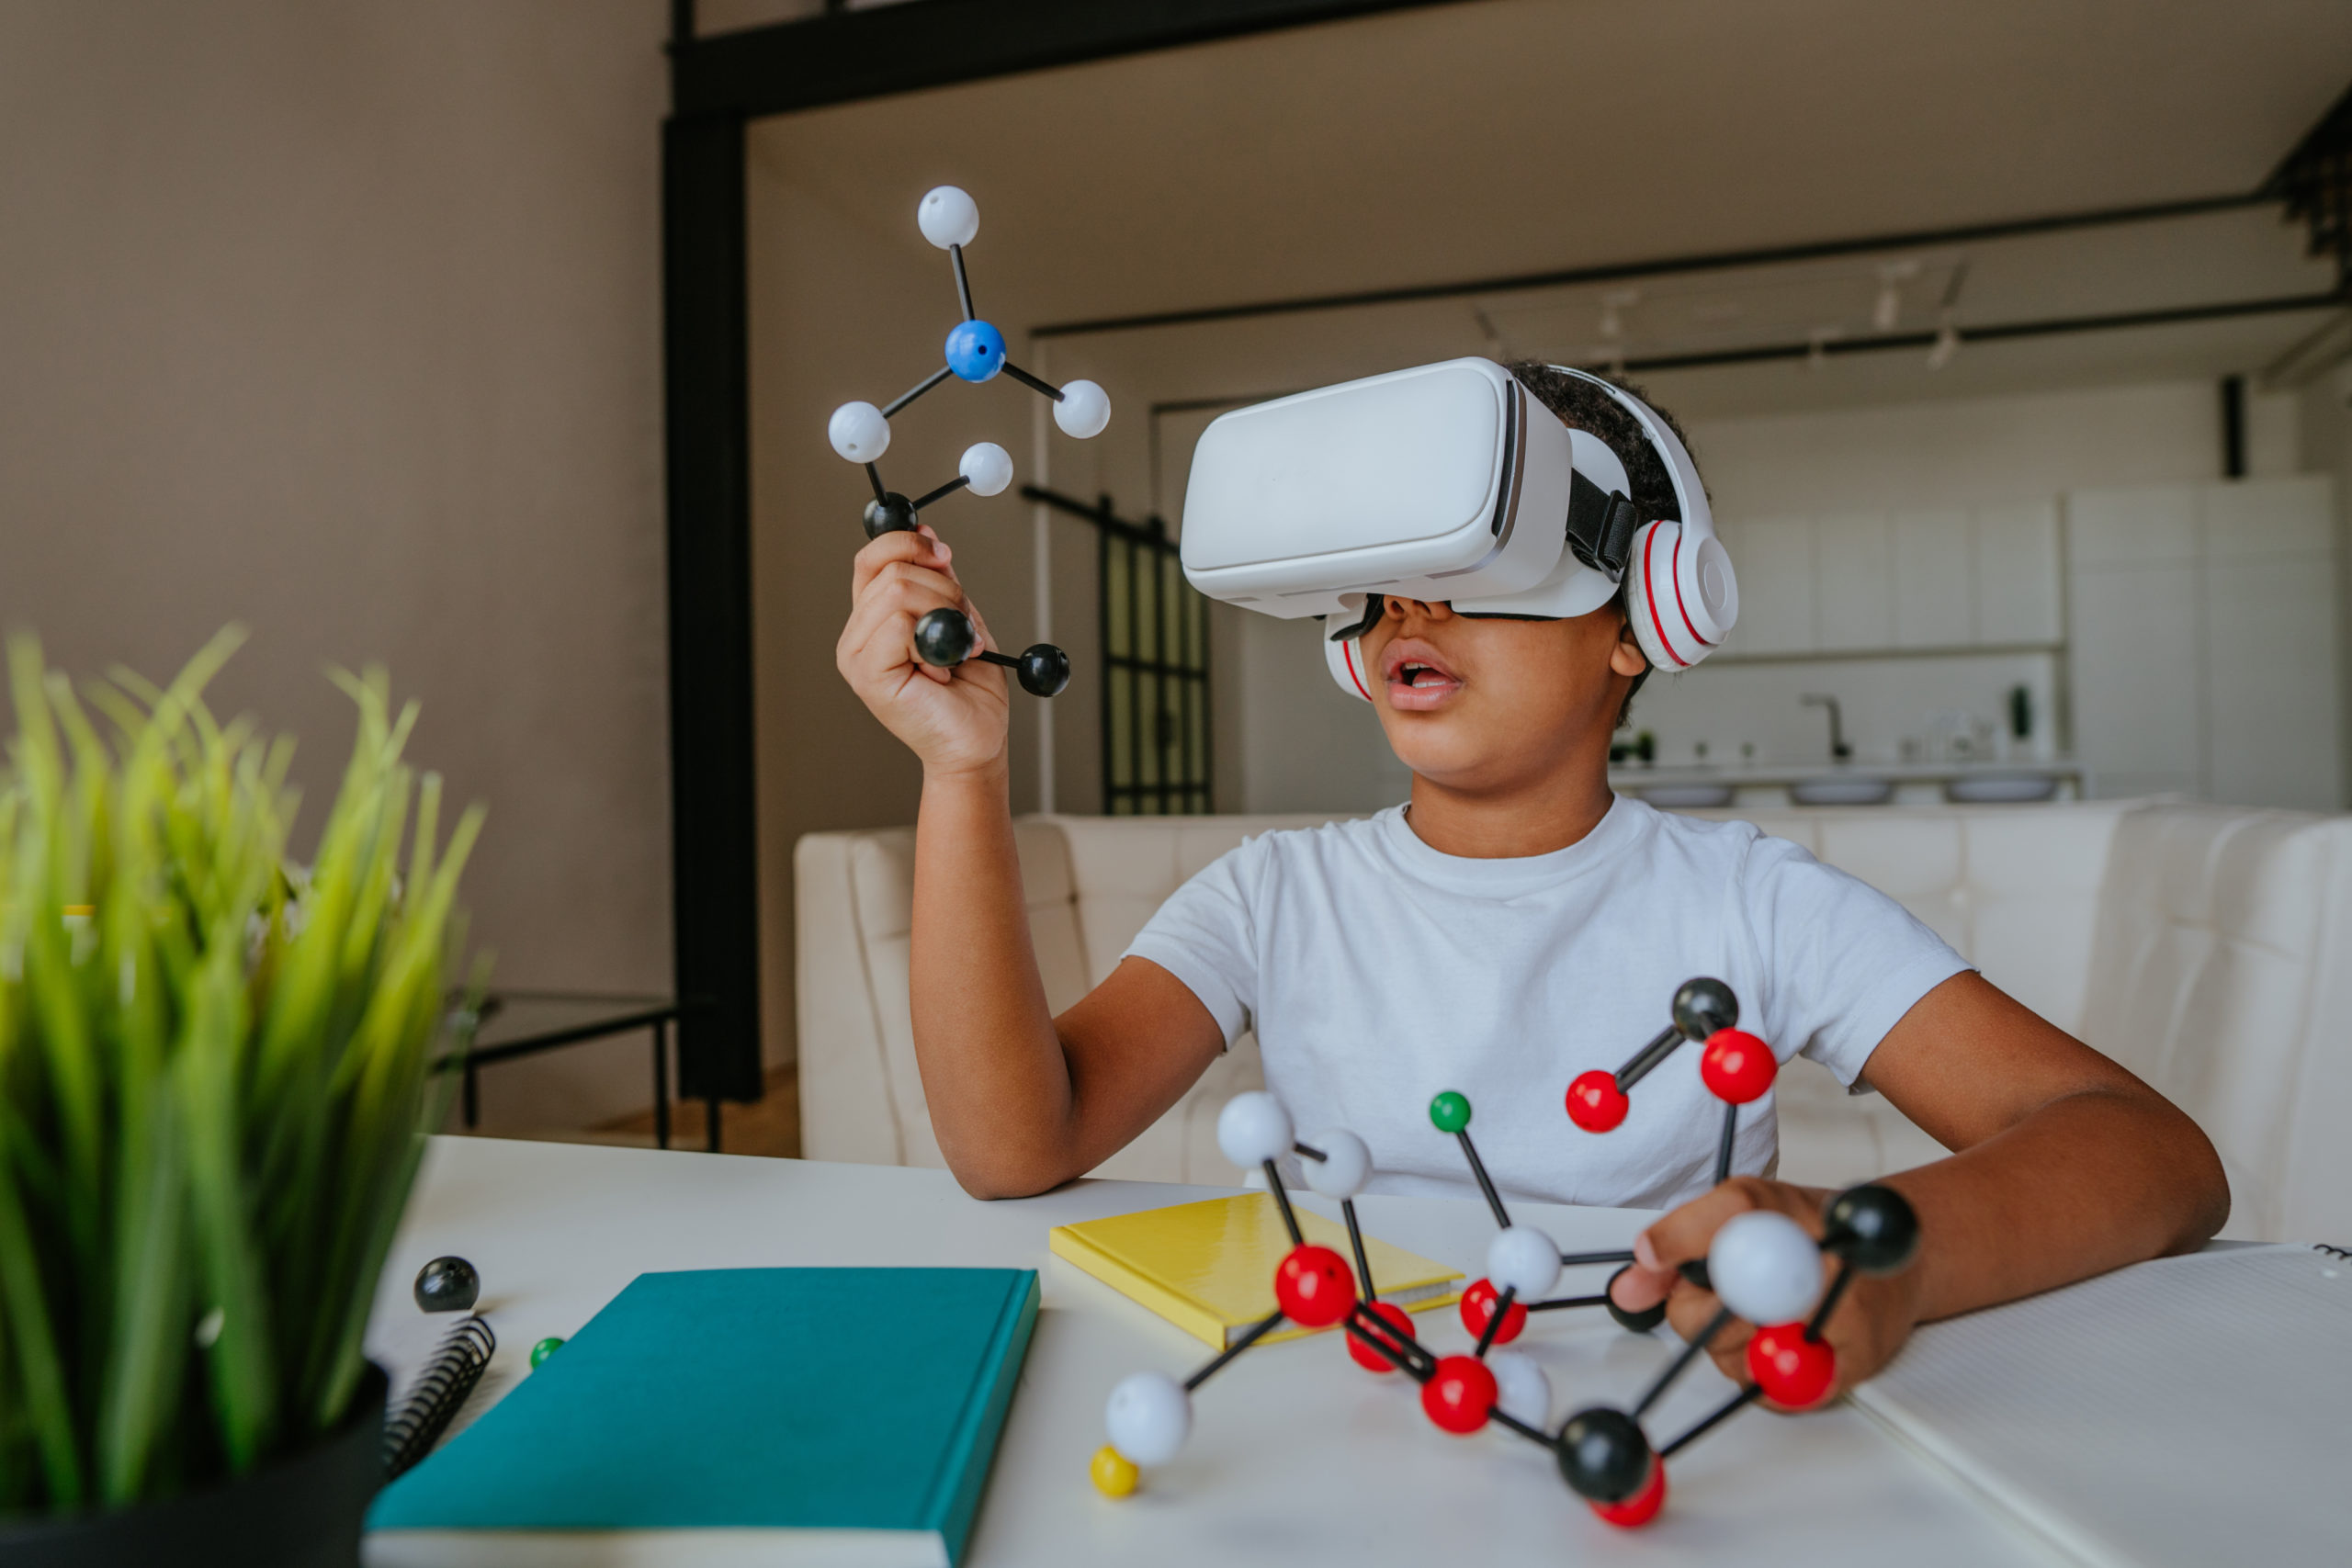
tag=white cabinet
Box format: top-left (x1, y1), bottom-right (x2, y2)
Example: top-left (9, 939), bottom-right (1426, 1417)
top-left (1893, 509), bottom-right (1971, 647)
top-left (1972, 501), bottom-right (2063, 644)
top-left (1720, 502), bottom-right (2061, 657)
top-left (2066, 476), bottom-right (2340, 810)
top-left (1724, 515), bottom-right (1815, 653)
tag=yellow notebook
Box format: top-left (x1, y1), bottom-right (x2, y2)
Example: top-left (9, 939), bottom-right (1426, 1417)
top-left (1049, 1193), bottom-right (1464, 1349)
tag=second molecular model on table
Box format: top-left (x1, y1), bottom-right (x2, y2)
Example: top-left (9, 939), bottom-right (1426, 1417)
top-left (825, 185), bottom-right (1112, 698)
top-left (1090, 976), bottom-right (1921, 1530)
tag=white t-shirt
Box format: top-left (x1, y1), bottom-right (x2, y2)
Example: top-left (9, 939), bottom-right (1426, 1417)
top-left (1124, 797), bottom-right (1969, 1211)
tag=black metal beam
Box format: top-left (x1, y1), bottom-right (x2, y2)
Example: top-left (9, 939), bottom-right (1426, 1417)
top-left (1141, 288), bottom-right (2347, 418)
top-left (673, 0), bottom-right (1476, 120)
top-left (1035, 191), bottom-right (2275, 338)
top-left (662, 112), bottom-right (764, 1103)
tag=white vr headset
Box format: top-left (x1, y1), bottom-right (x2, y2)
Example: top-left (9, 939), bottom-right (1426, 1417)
top-left (1178, 358), bottom-right (1738, 701)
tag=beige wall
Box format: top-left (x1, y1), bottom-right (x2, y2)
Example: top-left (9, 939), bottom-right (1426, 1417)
top-left (0, 2), bottom-right (673, 1130)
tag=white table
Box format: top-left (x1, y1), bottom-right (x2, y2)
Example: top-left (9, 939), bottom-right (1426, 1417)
top-left (366, 1138), bottom-right (2061, 1566)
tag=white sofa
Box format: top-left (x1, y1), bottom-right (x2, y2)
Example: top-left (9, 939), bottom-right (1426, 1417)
top-left (795, 801), bottom-right (2352, 1243)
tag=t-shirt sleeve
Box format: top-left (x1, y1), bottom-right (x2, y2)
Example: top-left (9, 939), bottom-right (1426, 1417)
top-left (1735, 833), bottom-right (1974, 1089)
top-left (1121, 842), bottom-right (1261, 1048)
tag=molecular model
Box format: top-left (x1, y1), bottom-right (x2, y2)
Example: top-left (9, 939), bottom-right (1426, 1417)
top-left (825, 185), bottom-right (1112, 698)
top-left (1089, 977), bottom-right (1922, 1529)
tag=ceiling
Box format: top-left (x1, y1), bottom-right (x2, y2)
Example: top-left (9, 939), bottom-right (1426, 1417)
top-left (748, 0), bottom-right (2352, 414)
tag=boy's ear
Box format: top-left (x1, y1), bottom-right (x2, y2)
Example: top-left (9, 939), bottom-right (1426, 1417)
top-left (1610, 611), bottom-right (1650, 678)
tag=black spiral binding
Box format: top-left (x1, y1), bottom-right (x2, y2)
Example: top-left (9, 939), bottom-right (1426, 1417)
top-left (2315, 1244), bottom-right (2351, 1261)
top-left (384, 1315), bottom-right (496, 1480)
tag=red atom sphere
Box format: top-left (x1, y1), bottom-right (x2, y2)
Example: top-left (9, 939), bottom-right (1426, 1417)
top-left (1274, 1244), bottom-right (1356, 1328)
top-left (1591, 1456), bottom-right (1668, 1528)
top-left (1458, 1278), bottom-right (1527, 1345)
top-left (1419, 1355), bottom-right (1498, 1435)
top-left (1345, 1301), bottom-right (1416, 1372)
top-left (1566, 1069), bottom-right (1629, 1132)
top-left (1747, 1323), bottom-right (1838, 1409)
top-left (1699, 1029), bottom-right (1778, 1105)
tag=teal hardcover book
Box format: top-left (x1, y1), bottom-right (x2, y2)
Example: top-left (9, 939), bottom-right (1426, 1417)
top-left (366, 1268), bottom-right (1039, 1568)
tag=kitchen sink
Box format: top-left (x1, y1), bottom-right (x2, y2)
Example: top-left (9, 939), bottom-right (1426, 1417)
top-left (1791, 774), bottom-right (1894, 806)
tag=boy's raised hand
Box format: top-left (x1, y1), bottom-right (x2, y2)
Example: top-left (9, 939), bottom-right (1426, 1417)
top-left (1607, 1176), bottom-right (1925, 1407)
top-left (837, 525), bottom-right (1011, 778)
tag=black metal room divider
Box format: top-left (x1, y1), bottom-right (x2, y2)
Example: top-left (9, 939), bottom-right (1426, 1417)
top-left (1024, 487), bottom-right (1212, 815)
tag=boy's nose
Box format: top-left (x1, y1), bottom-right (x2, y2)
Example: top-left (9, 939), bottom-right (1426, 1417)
top-left (1385, 596), bottom-right (1454, 625)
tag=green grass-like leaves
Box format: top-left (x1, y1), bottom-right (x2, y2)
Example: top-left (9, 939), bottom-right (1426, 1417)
top-left (0, 629), bottom-right (483, 1516)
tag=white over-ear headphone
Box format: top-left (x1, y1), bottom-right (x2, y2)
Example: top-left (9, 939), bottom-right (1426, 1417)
top-left (1323, 367), bottom-right (1737, 700)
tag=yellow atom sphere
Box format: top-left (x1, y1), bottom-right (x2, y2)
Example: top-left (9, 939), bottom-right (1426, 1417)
top-left (1090, 1444), bottom-right (1139, 1498)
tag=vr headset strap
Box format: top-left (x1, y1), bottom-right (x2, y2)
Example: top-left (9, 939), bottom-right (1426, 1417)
top-left (1566, 468), bottom-right (1638, 579)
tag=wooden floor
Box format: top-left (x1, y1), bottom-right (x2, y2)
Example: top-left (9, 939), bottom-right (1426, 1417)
top-left (594, 1063), bottom-right (801, 1158)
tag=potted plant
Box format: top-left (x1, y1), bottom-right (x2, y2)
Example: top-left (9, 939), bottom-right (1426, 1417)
top-left (0, 629), bottom-right (483, 1565)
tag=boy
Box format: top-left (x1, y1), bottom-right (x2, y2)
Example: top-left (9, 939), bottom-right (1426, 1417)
top-left (833, 362), bottom-right (2226, 1399)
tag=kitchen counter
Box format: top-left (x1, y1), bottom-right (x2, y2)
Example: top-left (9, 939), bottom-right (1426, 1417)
top-left (1607, 758), bottom-right (2086, 807)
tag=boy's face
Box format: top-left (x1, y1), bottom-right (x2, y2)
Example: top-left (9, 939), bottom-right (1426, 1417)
top-left (1356, 595), bottom-right (1649, 794)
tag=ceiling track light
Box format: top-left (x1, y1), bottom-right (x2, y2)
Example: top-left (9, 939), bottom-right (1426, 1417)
top-left (1926, 260), bottom-right (1970, 369)
top-left (1598, 288), bottom-right (1640, 342)
top-left (1872, 258), bottom-right (1921, 333)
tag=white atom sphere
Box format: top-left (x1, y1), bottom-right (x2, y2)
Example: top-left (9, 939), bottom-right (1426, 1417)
top-left (1487, 1350), bottom-right (1552, 1427)
top-left (917, 185), bottom-right (979, 249)
top-left (827, 400), bottom-right (889, 463)
top-left (1486, 1225), bottom-right (1564, 1300)
top-left (1300, 1128), bottom-right (1371, 1199)
top-left (958, 442), bottom-right (1013, 498)
top-left (1216, 1091), bottom-right (1294, 1169)
top-left (1054, 379), bottom-right (1112, 439)
top-left (1709, 1210), bottom-right (1826, 1325)
top-left (1103, 1371), bottom-right (1190, 1466)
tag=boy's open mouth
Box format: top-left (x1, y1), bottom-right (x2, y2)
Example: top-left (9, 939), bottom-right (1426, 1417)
top-left (1381, 638), bottom-right (1464, 711)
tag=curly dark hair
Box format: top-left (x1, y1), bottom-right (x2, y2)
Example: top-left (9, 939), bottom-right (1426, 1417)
top-left (1501, 360), bottom-right (1709, 728)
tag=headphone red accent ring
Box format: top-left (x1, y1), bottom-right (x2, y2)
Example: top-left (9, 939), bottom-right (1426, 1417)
top-left (1671, 532), bottom-right (1712, 651)
top-left (1342, 638), bottom-right (1374, 699)
top-left (1641, 525), bottom-right (1690, 670)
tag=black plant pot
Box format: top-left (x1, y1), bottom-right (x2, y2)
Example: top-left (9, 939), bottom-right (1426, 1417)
top-left (0, 1362), bottom-right (388, 1568)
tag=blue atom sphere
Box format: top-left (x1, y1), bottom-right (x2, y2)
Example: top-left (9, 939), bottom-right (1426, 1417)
top-left (944, 319), bottom-right (1006, 382)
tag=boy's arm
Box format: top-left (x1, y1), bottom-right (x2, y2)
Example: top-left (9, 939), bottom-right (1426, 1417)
top-left (839, 529), bottom-right (1224, 1198)
top-left (1611, 972), bottom-right (2228, 1398)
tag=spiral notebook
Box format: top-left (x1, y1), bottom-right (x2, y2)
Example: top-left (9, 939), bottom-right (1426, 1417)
top-left (383, 1316), bottom-right (497, 1480)
top-left (1849, 1244), bottom-right (2352, 1568)
top-left (366, 1268), bottom-right (1038, 1568)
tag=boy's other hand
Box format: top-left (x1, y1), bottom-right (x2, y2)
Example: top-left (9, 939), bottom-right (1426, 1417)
top-left (1607, 1176), bottom-right (1924, 1407)
top-left (838, 525), bottom-right (1010, 779)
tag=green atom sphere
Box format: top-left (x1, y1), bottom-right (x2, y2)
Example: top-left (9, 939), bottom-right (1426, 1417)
top-left (530, 1337), bottom-right (565, 1369)
top-left (1429, 1090), bottom-right (1472, 1134)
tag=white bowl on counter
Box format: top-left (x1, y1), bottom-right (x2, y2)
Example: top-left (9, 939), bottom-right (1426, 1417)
top-left (1790, 774), bottom-right (1895, 806)
top-left (1943, 773), bottom-right (2062, 804)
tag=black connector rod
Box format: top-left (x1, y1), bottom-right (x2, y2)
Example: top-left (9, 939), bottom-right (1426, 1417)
top-left (882, 364), bottom-right (954, 419)
top-left (1559, 1248), bottom-right (1638, 1268)
top-left (1490, 1408), bottom-right (1554, 1448)
top-left (1001, 360), bottom-right (1065, 400)
top-left (1262, 1159), bottom-right (1305, 1246)
top-left (1658, 1382), bottom-right (1763, 1459)
top-left (1633, 1304), bottom-right (1734, 1418)
top-left (1474, 1285), bottom-right (1516, 1358)
top-left (1713, 1101), bottom-right (1739, 1187)
top-left (1293, 1140), bottom-right (1326, 1162)
top-left (910, 474), bottom-right (971, 513)
top-left (1341, 1198), bottom-right (1375, 1303)
top-left (1345, 1301), bottom-right (1435, 1382)
top-left (1455, 1131), bottom-right (1512, 1232)
top-left (1804, 1261), bottom-right (1855, 1341)
top-left (1526, 1292), bottom-right (1612, 1313)
top-left (865, 462), bottom-right (888, 503)
top-left (1615, 1024), bottom-right (1684, 1092)
top-left (949, 243), bottom-right (975, 321)
top-left (1184, 1308), bottom-right (1283, 1392)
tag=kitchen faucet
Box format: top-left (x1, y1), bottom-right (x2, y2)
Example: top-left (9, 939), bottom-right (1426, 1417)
top-left (1801, 694), bottom-right (1853, 761)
